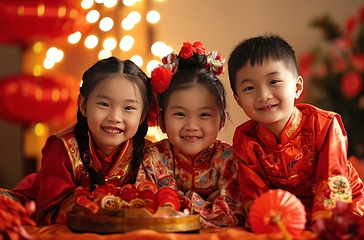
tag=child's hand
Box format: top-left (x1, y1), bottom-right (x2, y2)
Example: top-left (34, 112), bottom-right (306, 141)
top-left (206, 190), bottom-right (220, 202)
top-left (74, 186), bottom-right (99, 213)
top-left (179, 195), bottom-right (191, 213)
top-left (185, 190), bottom-right (193, 198)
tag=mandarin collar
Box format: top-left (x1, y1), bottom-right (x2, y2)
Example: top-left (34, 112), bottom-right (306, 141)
top-left (257, 107), bottom-right (303, 146)
top-left (172, 142), bottom-right (216, 168)
top-left (87, 132), bottom-right (126, 163)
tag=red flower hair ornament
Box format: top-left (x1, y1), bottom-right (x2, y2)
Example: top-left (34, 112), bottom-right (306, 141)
top-left (150, 41), bottom-right (225, 94)
top-left (179, 41), bottom-right (206, 59)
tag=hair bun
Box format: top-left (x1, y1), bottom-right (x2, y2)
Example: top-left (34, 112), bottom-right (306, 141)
top-left (150, 41), bottom-right (225, 94)
top-left (179, 41), bottom-right (206, 59)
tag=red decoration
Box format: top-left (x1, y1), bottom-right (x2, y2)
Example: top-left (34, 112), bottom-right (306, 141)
top-left (351, 53), bottom-right (364, 71)
top-left (312, 201), bottom-right (364, 239)
top-left (138, 189), bottom-right (158, 213)
top-left (0, 0), bottom-right (90, 46)
top-left (345, 16), bottom-right (357, 35)
top-left (137, 180), bottom-right (158, 192)
top-left (0, 195), bottom-right (36, 240)
top-left (0, 73), bottom-right (76, 125)
top-left (150, 66), bottom-right (173, 94)
top-left (179, 41), bottom-right (206, 59)
top-left (249, 189), bottom-right (306, 238)
top-left (156, 187), bottom-right (180, 211)
top-left (161, 53), bottom-right (178, 72)
top-left (298, 52), bottom-right (314, 80)
top-left (360, 5), bottom-right (364, 22)
top-left (206, 51), bottom-right (225, 76)
top-left (340, 71), bottom-right (363, 98)
top-left (298, 4), bottom-right (364, 158)
top-left (119, 184), bottom-right (138, 202)
top-left (93, 184), bottom-right (118, 198)
top-left (148, 93), bottom-right (158, 127)
top-left (75, 182), bottom-right (182, 215)
top-left (138, 189), bottom-right (157, 202)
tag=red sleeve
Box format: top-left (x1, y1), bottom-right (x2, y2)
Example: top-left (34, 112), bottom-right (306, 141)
top-left (237, 155), bottom-right (270, 219)
top-left (34, 136), bottom-right (77, 224)
top-left (233, 125), bottom-right (270, 217)
top-left (313, 115), bottom-right (364, 221)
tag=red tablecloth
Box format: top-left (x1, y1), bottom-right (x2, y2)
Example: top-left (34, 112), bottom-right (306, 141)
top-left (24, 225), bottom-right (318, 240)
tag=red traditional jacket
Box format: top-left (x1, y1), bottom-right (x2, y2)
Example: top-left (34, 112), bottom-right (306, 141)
top-left (233, 103), bottom-right (364, 224)
top-left (136, 139), bottom-right (243, 228)
top-left (12, 126), bottom-right (139, 225)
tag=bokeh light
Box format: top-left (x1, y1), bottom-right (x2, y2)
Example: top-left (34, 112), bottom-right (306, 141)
top-left (146, 10), bottom-right (160, 24)
top-left (98, 49), bottom-right (112, 59)
top-left (130, 55), bottom-right (143, 67)
top-left (99, 17), bottom-right (114, 32)
top-left (103, 38), bottom-right (117, 50)
top-left (123, 0), bottom-right (136, 7)
top-left (68, 31), bottom-right (82, 44)
top-left (119, 35), bottom-right (134, 51)
top-left (81, 0), bottom-right (94, 9)
top-left (84, 35), bottom-right (99, 49)
top-left (147, 60), bottom-right (160, 75)
top-left (103, 0), bottom-right (118, 8)
top-left (86, 10), bottom-right (100, 23)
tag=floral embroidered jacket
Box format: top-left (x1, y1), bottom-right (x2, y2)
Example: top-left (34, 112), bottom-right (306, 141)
top-left (11, 126), bottom-right (141, 225)
top-left (136, 139), bottom-right (243, 228)
top-left (233, 103), bottom-right (364, 224)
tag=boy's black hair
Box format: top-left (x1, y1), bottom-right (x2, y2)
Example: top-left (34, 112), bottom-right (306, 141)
top-left (228, 34), bottom-right (298, 94)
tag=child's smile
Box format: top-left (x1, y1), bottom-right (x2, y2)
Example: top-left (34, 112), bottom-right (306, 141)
top-left (163, 85), bottom-right (221, 159)
top-left (234, 60), bottom-right (303, 139)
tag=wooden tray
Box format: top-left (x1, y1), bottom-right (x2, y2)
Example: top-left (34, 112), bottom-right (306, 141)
top-left (67, 205), bottom-right (200, 234)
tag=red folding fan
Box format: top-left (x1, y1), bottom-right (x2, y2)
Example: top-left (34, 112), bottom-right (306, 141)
top-left (249, 189), bottom-right (306, 238)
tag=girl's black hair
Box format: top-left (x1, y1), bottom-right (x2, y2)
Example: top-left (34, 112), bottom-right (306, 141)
top-left (74, 57), bottom-right (151, 191)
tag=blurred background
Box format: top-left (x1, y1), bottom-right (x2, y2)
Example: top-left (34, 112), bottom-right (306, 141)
top-left (0, 0), bottom-right (363, 188)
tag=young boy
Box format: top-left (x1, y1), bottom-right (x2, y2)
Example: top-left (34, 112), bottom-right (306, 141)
top-left (227, 34), bottom-right (364, 225)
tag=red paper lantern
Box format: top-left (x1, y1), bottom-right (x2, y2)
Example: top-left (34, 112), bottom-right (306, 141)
top-left (0, 73), bottom-right (76, 125)
top-left (46, 72), bottom-right (79, 128)
top-left (0, 0), bottom-right (90, 45)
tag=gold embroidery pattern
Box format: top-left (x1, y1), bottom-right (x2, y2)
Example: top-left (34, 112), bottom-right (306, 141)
top-left (323, 175), bottom-right (352, 209)
top-left (58, 132), bottom-right (83, 181)
top-left (68, 137), bottom-right (83, 175)
top-left (285, 108), bottom-right (302, 137)
top-left (296, 132), bottom-right (316, 167)
top-left (104, 140), bottom-right (133, 186)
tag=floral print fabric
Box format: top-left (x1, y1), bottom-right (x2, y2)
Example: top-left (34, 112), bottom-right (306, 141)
top-left (137, 139), bottom-right (243, 228)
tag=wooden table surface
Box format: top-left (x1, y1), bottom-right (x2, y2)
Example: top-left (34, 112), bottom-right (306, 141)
top-left (24, 224), bottom-right (318, 240)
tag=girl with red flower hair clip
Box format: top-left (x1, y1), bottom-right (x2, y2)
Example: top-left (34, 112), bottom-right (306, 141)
top-left (136, 41), bottom-right (244, 228)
